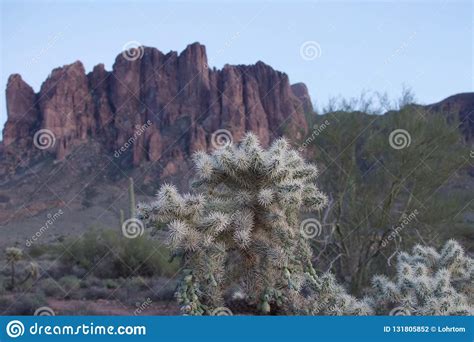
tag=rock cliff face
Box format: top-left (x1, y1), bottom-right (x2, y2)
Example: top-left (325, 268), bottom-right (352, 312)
top-left (291, 83), bottom-right (313, 115)
top-left (1, 43), bottom-right (473, 235)
top-left (3, 75), bottom-right (40, 150)
top-left (2, 42), bottom-right (310, 167)
top-left (425, 93), bottom-right (474, 143)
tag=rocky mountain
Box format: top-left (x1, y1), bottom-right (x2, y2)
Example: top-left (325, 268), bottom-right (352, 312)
top-left (0, 42), bottom-right (472, 246)
top-left (0, 42), bottom-right (313, 242)
top-left (1, 42), bottom-right (309, 170)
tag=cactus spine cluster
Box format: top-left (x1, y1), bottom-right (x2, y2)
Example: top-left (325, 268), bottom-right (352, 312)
top-left (370, 240), bottom-right (473, 315)
top-left (137, 133), bottom-right (473, 316)
top-left (139, 133), bottom-right (339, 314)
top-left (138, 133), bottom-right (377, 315)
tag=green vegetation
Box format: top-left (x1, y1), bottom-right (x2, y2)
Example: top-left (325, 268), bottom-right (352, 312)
top-left (0, 97), bottom-right (472, 316)
top-left (5, 247), bottom-right (22, 290)
top-left (4, 247), bottom-right (38, 291)
top-left (60, 229), bottom-right (179, 278)
top-left (307, 106), bottom-right (469, 293)
top-left (139, 131), bottom-right (473, 316)
top-left (138, 133), bottom-right (372, 315)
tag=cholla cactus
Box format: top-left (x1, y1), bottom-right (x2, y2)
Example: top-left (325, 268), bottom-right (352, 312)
top-left (304, 272), bottom-right (374, 315)
top-left (5, 247), bottom-right (23, 262)
top-left (370, 240), bottom-right (473, 315)
top-left (26, 262), bottom-right (39, 281)
top-left (139, 133), bottom-right (353, 314)
top-left (4, 248), bottom-right (39, 291)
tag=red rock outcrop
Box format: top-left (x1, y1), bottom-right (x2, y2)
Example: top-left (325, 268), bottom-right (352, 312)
top-left (3, 74), bottom-right (40, 149)
top-left (291, 82), bottom-right (313, 114)
top-left (2, 42), bottom-right (310, 168)
top-left (38, 61), bottom-right (97, 159)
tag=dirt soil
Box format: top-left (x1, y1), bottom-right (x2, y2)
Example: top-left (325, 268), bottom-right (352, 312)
top-left (47, 298), bottom-right (180, 315)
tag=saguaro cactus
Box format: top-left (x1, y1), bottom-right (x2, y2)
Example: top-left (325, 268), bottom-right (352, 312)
top-left (138, 133), bottom-right (372, 315)
top-left (119, 177), bottom-right (136, 229)
top-left (129, 177), bottom-right (136, 218)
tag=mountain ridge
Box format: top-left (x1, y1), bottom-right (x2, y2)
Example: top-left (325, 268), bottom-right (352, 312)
top-left (0, 42), bottom-right (472, 242)
top-left (1, 42), bottom-right (310, 170)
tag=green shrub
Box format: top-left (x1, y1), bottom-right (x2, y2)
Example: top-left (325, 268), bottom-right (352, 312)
top-left (82, 286), bottom-right (110, 300)
top-left (123, 276), bottom-right (149, 291)
top-left (38, 277), bottom-right (64, 298)
top-left (116, 237), bottom-right (180, 277)
top-left (58, 275), bottom-right (81, 299)
top-left (60, 229), bottom-right (179, 279)
top-left (3, 293), bottom-right (47, 315)
top-left (61, 230), bottom-right (117, 271)
top-left (26, 244), bottom-right (49, 258)
top-left (0, 296), bottom-right (14, 314)
top-left (0, 275), bottom-right (6, 295)
top-left (104, 278), bottom-right (120, 289)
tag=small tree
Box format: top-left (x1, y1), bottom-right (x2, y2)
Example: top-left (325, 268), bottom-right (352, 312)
top-left (139, 133), bottom-right (371, 315)
top-left (309, 106), bottom-right (468, 294)
top-left (5, 247), bottom-right (23, 290)
top-left (5, 247), bottom-right (39, 291)
top-left (369, 240), bottom-right (473, 315)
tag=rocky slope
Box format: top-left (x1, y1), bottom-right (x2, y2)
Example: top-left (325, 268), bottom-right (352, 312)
top-left (424, 92), bottom-right (474, 143)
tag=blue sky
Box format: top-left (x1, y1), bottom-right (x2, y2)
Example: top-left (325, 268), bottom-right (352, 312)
top-left (0, 0), bottom-right (472, 128)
